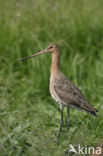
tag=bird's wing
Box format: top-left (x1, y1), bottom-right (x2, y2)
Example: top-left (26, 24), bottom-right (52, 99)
top-left (54, 73), bottom-right (97, 115)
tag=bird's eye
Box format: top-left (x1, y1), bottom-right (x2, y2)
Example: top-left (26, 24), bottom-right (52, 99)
top-left (49, 46), bottom-right (53, 49)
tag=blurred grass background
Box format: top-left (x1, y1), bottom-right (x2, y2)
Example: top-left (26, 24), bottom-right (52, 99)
top-left (0, 0), bottom-right (103, 155)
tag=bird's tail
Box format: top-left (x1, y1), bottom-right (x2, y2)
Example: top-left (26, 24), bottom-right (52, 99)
top-left (88, 108), bottom-right (98, 117)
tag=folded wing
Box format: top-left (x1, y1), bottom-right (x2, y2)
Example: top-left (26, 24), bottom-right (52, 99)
top-left (54, 73), bottom-right (98, 116)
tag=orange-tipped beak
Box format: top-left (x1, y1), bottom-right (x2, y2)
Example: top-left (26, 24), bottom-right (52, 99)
top-left (19, 49), bottom-right (48, 61)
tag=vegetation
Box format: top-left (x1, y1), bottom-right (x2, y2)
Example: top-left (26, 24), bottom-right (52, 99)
top-left (0, 0), bottom-right (103, 155)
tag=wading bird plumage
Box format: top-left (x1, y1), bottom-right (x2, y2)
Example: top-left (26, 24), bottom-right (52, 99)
top-left (20, 44), bottom-right (98, 142)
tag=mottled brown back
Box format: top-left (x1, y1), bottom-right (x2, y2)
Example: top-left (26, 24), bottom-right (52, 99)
top-left (54, 72), bottom-right (98, 116)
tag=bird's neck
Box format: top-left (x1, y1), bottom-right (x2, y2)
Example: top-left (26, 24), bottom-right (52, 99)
top-left (51, 50), bottom-right (61, 78)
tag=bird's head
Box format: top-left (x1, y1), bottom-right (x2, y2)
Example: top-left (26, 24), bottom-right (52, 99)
top-left (20, 43), bottom-right (59, 61)
top-left (46, 44), bottom-right (59, 53)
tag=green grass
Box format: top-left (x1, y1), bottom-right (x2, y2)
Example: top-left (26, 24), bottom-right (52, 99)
top-left (0, 0), bottom-right (103, 155)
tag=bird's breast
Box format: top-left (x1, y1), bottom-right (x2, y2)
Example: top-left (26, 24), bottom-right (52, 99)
top-left (49, 82), bottom-right (59, 103)
top-left (49, 79), bottom-right (67, 109)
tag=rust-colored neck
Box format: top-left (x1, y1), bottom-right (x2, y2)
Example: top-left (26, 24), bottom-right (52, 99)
top-left (51, 49), bottom-right (61, 77)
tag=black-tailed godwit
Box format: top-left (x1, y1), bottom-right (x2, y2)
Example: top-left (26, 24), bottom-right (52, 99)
top-left (20, 44), bottom-right (98, 142)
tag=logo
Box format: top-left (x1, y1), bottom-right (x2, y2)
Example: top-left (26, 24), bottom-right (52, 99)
top-left (68, 144), bottom-right (102, 155)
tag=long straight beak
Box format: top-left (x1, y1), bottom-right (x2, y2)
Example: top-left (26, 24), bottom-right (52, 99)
top-left (19, 49), bottom-right (48, 61)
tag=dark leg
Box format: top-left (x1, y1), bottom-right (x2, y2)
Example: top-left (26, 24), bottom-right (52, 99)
top-left (67, 108), bottom-right (70, 132)
top-left (57, 108), bottom-right (63, 143)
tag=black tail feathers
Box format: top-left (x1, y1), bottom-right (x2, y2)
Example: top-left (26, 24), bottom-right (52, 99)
top-left (89, 108), bottom-right (98, 117)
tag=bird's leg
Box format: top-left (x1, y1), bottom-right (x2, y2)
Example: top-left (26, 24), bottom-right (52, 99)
top-left (67, 108), bottom-right (70, 132)
top-left (57, 108), bottom-right (63, 143)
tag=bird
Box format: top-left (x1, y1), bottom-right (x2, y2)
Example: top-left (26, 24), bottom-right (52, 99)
top-left (20, 43), bottom-right (98, 142)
